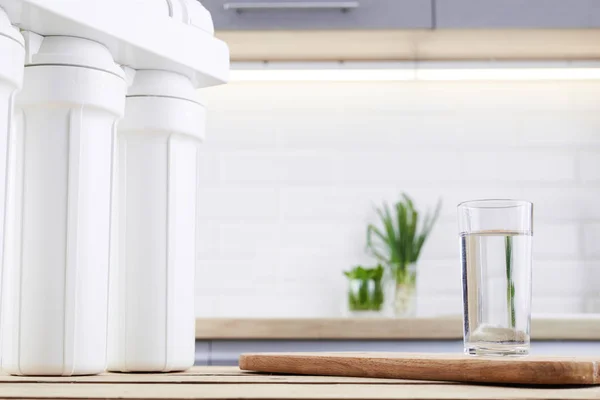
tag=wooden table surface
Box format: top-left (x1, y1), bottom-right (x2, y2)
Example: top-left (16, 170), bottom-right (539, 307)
top-left (1, 366), bottom-right (599, 400)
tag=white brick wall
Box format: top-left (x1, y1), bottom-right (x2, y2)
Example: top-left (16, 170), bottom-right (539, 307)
top-left (196, 81), bottom-right (600, 318)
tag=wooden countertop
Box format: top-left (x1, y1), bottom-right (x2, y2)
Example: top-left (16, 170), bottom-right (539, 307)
top-left (2, 366), bottom-right (598, 399)
top-left (195, 315), bottom-right (600, 340)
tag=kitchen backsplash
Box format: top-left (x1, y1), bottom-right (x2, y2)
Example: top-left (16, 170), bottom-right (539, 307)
top-left (195, 80), bottom-right (600, 318)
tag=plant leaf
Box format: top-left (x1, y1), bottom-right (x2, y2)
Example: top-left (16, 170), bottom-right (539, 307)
top-left (365, 194), bottom-right (442, 281)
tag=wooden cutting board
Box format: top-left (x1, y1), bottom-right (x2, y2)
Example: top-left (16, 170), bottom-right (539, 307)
top-left (239, 352), bottom-right (600, 385)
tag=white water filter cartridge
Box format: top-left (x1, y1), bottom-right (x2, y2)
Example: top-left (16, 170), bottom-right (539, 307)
top-left (1, 36), bottom-right (126, 375)
top-left (108, 70), bottom-right (203, 372)
top-left (0, 8), bottom-right (24, 326)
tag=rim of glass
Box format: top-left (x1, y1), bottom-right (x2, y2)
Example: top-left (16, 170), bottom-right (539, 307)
top-left (457, 199), bottom-right (532, 209)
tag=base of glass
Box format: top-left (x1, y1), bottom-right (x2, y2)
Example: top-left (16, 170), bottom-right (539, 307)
top-left (465, 346), bottom-right (529, 357)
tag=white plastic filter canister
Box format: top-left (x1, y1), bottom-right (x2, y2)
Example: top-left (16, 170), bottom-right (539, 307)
top-left (0, 8), bottom-right (24, 328)
top-left (108, 70), bottom-right (203, 372)
top-left (1, 36), bottom-right (126, 376)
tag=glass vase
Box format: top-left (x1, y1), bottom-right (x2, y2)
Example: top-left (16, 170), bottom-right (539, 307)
top-left (393, 265), bottom-right (417, 317)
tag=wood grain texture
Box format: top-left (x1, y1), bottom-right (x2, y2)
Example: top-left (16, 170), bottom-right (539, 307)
top-left (0, 369), bottom-right (440, 385)
top-left (196, 316), bottom-right (600, 340)
top-left (196, 317), bottom-right (463, 339)
top-left (1, 367), bottom-right (599, 399)
top-left (217, 29), bottom-right (600, 61)
top-left (239, 352), bottom-right (600, 385)
top-left (1, 382), bottom-right (600, 400)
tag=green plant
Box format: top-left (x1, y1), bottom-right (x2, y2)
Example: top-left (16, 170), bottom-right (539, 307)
top-left (344, 265), bottom-right (384, 311)
top-left (366, 194), bottom-right (441, 283)
top-left (505, 236), bottom-right (516, 328)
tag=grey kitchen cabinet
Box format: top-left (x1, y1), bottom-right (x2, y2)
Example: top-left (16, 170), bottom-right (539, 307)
top-left (195, 340), bottom-right (600, 366)
top-left (201, 0), bottom-right (433, 30)
top-left (202, 0), bottom-right (600, 31)
top-left (194, 341), bottom-right (211, 366)
top-left (435, 0), bottom-right (600, 29)
top-left (199, 340), bottom-right (462, 366)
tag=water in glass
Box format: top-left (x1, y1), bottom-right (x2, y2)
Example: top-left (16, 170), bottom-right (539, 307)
top-left (460, 230), bottom-right (532, 356)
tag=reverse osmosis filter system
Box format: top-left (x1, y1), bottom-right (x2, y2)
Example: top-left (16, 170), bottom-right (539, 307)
top-left (0, 0), bottom-right (228, 375)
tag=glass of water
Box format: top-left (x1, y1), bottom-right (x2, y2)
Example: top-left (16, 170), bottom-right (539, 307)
top-left (458, 200), bottom-right (533, 356)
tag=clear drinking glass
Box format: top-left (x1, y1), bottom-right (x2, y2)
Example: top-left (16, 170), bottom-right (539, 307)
top-left (458, 200), bottom-right (533, 356)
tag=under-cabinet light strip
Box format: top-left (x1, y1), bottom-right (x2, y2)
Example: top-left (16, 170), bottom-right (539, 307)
top-left (229, 61), bottom-right (600, 81)
top-left (229, 69), bottom-right (415, 81)
top-left (419, 68), bottom-right (600, 81)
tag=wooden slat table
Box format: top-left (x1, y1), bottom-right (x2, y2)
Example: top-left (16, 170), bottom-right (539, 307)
top-left (0, 366), bottom-right (599, 400)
